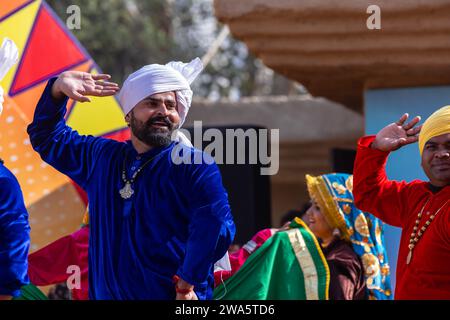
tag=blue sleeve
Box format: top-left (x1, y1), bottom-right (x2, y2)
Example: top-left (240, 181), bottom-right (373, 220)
top-left (27, 78), bottom-right (112, 189)
top-left (0, 176), bottom-right (30, 297)
top-left (176, 152), bottom-right (235, 290)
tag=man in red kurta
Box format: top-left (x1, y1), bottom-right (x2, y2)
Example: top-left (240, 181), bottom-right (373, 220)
top-left (353, 109), bottom-right (450, 299)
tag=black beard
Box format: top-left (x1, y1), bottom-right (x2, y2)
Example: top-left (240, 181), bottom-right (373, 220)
top-left (129, 113), bottom-right (177, 147)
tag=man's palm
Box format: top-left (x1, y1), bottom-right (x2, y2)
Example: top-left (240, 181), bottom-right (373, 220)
top-left (53, 71), bottom-right (119, 102)
top-left (373, 114), bottom-right (422, 152)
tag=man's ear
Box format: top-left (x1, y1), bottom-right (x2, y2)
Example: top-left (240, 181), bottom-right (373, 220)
top-left (125, 113), bottom-right (131, 127)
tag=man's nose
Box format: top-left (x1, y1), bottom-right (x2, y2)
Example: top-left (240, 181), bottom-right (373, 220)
top-left (435, 149), bottom-right (450, 159)
top-left (155, 103), bottom-right (169, 116)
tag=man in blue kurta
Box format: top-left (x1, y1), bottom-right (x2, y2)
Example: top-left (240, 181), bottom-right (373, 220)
top-left (27, 58), bottom-right (235, 300)
top-left (0, 37), bottom-right (29, 300)
top-left (0, 106), bottom-right (30, 300)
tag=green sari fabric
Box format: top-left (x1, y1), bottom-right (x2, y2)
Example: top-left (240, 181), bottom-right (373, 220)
top-left (13, 284), bottom-right (48, 300)
top-left (214, 219), bottom-right (329, 300)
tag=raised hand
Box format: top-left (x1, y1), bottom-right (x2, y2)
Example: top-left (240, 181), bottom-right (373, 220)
top-left (51, 71), bottom-right (120, 102)
top-left (372, 113), bottom-right (422, 152)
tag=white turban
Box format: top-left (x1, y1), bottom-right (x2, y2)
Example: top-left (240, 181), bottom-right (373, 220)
top-left (117, 57), bottom-right (203, 127)
top-left (0, 38), bottom-right (19, 116)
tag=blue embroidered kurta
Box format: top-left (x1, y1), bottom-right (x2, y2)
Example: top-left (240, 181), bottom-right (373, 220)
top-left (0, 162), bottom-right (30, 297)
top-left (27, 78), bottom-right (235, 300)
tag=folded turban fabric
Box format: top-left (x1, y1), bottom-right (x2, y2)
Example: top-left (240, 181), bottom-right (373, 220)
top-left (0, 38), bottom-right (19, 116)
top-left (418, 105), bottom-right (450, 156)
top-left (117, 57), bottom-right (203, 124)
top-left (117, 58), bottom-right (203, 147)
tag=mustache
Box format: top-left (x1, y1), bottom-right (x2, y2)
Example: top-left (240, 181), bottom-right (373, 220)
top-left (432, 160), bottom-right (450, 165)
top-left (146, 116), bottom-right (174, 128)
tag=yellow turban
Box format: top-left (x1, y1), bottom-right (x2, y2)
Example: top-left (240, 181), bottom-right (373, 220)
top-left (305, 174), bottom-right (350, 240)
top-left (418, 105), bottom-right (450, 156)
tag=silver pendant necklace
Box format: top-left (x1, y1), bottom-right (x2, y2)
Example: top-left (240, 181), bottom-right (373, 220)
top-left (119, 153), bottom-right (159, 199)
top-left (119, 181), bottom-right (134, 200)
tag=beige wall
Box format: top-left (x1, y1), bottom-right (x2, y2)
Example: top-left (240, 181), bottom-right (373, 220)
top-left (270, 182), bottom-right (308, 227)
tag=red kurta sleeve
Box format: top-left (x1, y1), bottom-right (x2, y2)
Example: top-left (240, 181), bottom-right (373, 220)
top-left (353, 136), bottom-right (412, 228)
top-left (214, 228), bottom-right (275, 287)
top-left (28, 227), bottom-right (89, 299)
top-left (28, 235), bottom-right (77, 285)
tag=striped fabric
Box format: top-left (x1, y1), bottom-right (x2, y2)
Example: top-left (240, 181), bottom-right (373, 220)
top-left (213, 218), bottom-right (329, 300)
top-left (13, 284), bottom-right (47, 300)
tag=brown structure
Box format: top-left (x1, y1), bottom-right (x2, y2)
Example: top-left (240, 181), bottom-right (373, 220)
top-left (214, 0), bottom-right (450, 112)
top-left (189, 96), bottom-right (363, 225)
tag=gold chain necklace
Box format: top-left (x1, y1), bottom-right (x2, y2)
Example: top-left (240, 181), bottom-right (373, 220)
top-left (406, 198), bottom-right (450, 265)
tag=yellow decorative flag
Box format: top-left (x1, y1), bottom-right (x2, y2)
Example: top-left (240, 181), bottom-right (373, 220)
top-left (0, 0), bottom-right (128, 251)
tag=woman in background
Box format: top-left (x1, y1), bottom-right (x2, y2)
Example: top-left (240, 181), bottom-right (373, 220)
top-left (305, 173), bottom-right (392, 300)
